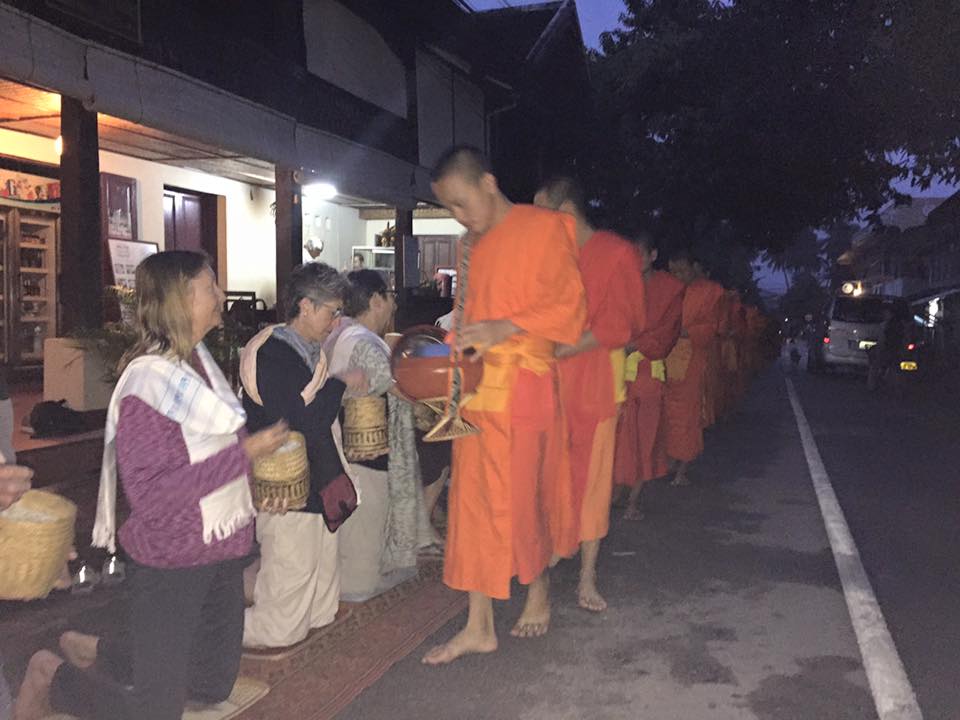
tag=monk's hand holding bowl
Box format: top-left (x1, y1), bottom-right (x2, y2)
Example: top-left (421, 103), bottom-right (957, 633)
top-left (458, 319), bottom-right (519, 360)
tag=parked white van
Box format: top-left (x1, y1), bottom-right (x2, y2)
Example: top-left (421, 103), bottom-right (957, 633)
top-left (808, 294), bottom-right (907, 372)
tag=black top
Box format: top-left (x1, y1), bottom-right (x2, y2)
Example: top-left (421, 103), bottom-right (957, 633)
top-left (243, 336), bottom-right (346, 516)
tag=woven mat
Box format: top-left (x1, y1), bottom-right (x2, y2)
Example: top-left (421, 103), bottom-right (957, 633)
top-left (44, 676), bottom-right (269, 720)
top-left (235, 560), bottom-right (467, 720)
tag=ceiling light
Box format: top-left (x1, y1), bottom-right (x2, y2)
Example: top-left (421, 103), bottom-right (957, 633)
top-left (305, 182), bottom-right (338, 201)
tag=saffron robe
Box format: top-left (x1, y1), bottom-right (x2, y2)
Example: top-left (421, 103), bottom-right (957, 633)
top-left (557, 230), bottom-right (646, 549)
top-left (613, 270), bottom-right (685, 488)
top-left (444, 205), bottom-right (586, 600)
top-left (663, 277), bottom-right (724, 463)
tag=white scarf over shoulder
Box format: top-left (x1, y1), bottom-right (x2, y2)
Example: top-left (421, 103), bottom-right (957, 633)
top-left (92, 342), bottom-right (255, 554)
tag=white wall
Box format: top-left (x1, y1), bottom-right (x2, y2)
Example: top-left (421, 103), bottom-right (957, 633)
top-left (98, 153), bottom-right (278, 304)
top-left (0, 126), bottom-right (279, 304)
top-left (302, 193), bottom-right (365, 272)
top-left (363, 217), bottom-right (464, 247)
top-left (302, 0), bottom-right (407, 118)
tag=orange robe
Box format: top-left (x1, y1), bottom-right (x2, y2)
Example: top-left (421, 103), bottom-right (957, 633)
top-left (613, 270), bottom-right (685, 488)
top-left (664, 278), bottom-right (724, 463)
top-left (557, 230), bottom-right (646, 549)
top-left (444, 205), bottom-right (586, 600)
top-left (702, 288), bottom-right (731, 428)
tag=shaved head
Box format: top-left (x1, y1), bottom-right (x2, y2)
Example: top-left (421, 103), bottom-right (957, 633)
top-left (535, 175), bottom-right (588, 217)
top-left (431, 145), bottom-right (492, 184)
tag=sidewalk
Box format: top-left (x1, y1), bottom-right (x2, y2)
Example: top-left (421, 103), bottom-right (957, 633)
top-left (338, 368), bottom-right (877, 720)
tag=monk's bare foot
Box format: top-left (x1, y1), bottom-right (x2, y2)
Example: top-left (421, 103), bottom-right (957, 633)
top-left (577, 579), bottom-right (608, 613)
top-left (421, 627), bottom-right (497, 665)
top-left (670, 468), bottom-right (691, 487)
top-left (622, 504), bottom-right (643, 521)
top-left (13, 650), bottom-right (61, 720)
top-left (59, 630), bottom-right (98, 669)
top-left (511, 575), bottom-right (550, 638)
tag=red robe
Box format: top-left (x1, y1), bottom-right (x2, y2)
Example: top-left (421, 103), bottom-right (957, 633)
top-left (663, 278), bottom-right (724, 463)
top-left (613, 270), bottom-right (685, 487)
top-left (557, 230), bottom-right (646, 549)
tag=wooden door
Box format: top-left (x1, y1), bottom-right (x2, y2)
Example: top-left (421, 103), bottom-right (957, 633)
top-left (417, 236), bottom-right (457, 283)
top-left (163, 188), bottom-right (218, 264)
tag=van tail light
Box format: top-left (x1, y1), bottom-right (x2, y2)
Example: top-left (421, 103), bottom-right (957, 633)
top-left (907, 343), bottom-right (916, 351)
top-left (823, 336), bottom-right (830, 344)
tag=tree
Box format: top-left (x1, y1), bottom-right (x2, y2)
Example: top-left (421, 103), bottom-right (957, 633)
top-left (589, 0), bottom-right (958, 257)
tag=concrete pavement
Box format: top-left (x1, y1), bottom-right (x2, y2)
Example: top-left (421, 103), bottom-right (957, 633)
top-left (339, 368), bottom-right (878, 720)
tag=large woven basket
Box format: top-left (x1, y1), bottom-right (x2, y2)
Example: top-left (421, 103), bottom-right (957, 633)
top-left (342, 396), bottom-right (388, 462)
top-left (0, 490), bottom-right (76, 600)
top-left (253, 431), bottom-right (309, 510)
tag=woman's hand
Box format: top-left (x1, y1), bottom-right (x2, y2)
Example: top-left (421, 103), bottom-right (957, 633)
top-left (258, 497), bottom-right (289, 515)
top-left (242, 420), bottom-right (290, 462)
top-left (336, 368), bottom-right (369, 396)
top-left (0, 464), bottom-right (33, 510)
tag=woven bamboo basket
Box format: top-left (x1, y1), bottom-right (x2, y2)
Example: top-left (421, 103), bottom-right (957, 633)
top-left (342, 395), bottom-right (388, 462)
top-left (0, 490), bottom-right (76, 600)
top-left (253, 431), bottom-right (309, 510)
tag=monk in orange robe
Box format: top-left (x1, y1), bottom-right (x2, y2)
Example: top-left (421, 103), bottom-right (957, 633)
top-left (701, 273), bottom-right (729, 429)
top-left (613, 233), bottom-right (685, 519)
top-left (533, 176), bottom-right (646, 612)
top-left (423, 146), bottom-right (586, 665)
top-left (663, 251), bottom-right (724, 486)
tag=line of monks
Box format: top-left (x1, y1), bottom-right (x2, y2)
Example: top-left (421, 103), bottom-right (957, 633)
top-left (421, 146), bottom-right (771, 665)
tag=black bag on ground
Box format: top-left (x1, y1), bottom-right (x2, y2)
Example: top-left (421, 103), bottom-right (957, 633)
top-left (28, 400), bottom-right (86, 438)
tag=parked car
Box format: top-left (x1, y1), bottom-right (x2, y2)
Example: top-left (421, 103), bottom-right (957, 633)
top-left (807, 294), bottom-right (909, 373)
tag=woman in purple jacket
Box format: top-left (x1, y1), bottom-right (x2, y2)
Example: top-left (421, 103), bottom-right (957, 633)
top-left (14, 251), bottom-right (288, 720)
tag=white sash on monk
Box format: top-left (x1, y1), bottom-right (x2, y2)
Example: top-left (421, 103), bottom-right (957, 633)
top-left (92, 342), bottom-right (254, 555)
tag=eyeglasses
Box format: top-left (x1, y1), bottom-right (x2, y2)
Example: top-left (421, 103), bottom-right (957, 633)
top-left (317, 301), bottom-right (343, 318)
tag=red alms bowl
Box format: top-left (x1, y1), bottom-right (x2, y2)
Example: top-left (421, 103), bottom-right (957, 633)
top-left (390, 325), bottom-right (483, 401)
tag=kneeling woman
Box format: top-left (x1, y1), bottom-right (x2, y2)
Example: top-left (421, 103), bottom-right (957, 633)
top-left (16, 251), bottom-right (289, 720)
top-left (325, 270), bottom-right (433, 601)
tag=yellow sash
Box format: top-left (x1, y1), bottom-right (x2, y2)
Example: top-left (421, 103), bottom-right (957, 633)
top-left (625, 351), bottom-right (666, 383)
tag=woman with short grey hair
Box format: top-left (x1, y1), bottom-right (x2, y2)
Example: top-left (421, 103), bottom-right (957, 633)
top-left (239, 261), bottom-right (366, 649)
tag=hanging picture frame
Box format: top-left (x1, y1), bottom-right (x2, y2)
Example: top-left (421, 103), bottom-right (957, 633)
top-left (107, 239), bottom-right (158, 289)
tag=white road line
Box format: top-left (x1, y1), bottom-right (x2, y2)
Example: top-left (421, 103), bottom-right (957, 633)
top-left (785, 377), bottom-right (923, 720)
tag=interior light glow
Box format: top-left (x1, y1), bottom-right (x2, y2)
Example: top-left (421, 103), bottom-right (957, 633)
top-left (54, 135), bottom-right (63, 156)
top-left (305, 182), bottom-right (338, 201)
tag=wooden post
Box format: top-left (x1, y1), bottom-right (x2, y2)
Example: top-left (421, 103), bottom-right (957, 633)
top-left (59, 97), bottom-right (103, 331)
top-left (274, 165), bottom-right (302, 317)
top-left (394, 206), bottom-right (413, 291)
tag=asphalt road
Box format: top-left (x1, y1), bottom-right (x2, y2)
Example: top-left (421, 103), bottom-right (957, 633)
top-left (340, 357), bottom-right (960, 720)
top-left (788, 351), bottom-right (960, 720)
